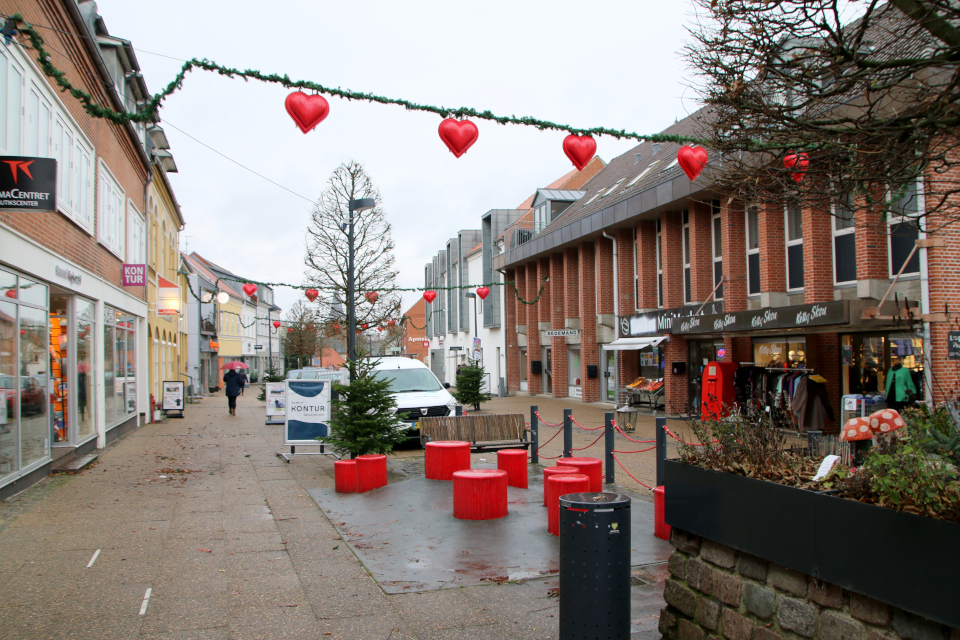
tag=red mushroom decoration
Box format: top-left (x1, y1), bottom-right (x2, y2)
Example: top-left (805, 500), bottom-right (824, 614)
top-left (476, 286), bottom-right (490, 300)
top-left (242, 283), bottom-right (257, 297)
top-left (840, 417), bottom-right (874, 442)
top-left (272, 321), bottom-right (281, 329)
top-left (365, 291), bottom-right (379, 304)
top-left (304, 288), bottom-right (319, 302)
top-left (423, 290), bottom-right (437, 304)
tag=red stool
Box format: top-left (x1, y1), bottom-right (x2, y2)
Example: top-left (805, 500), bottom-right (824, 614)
top-left (543, 465), bottom-right (580, 506)
top-left (356, 454), bottom-right (387, 493)
top-left (452, 469), bottom-right (508, 520)
top-left (425, 440), bottom-right (471, 480)
top-left (557, 456), bottom-right (603, 492)
top-left (546, 473), bottom-right (590, 536)
top-left (654, 485), bottom-right (671, 540)
top-left (497, 449), bottom-right (528, 488)
top-left (334, 459), bottom-right (358, 493)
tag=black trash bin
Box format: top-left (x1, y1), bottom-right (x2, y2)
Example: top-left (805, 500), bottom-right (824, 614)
top-left (559, 492), bottom-right (631, 640)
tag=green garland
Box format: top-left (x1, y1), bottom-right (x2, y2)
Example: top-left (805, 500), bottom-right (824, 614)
top-left (8, 14), bottom-right (707, 144)
top-left (514, 279), bottom-right (549, 305)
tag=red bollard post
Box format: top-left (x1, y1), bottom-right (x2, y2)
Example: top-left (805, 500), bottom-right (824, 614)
top-left (546, 473), bottom-right (590, 536)
top-left (356, 454), bottom-right (387, 492)
top-left (497, 449), bottom-right (528, 488)
top-left (543, 465), bottom-right (580, 506)
top-left (334, 460), bottom-right (358, 493)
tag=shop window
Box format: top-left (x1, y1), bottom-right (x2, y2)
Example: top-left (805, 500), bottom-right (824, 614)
top-left (746, 205), bottom-right (760, 296)
top-left (889, 181), bottom-right (921, 277)
top-left (786, 203), bottom-right (804, 290)
top-left (712, 200), bottom-right (723, 300)
top-left (753, 338), bottom-right (806, 368)
top-left (104, 306), bottom-right (136, 426)
top-left (656, 219), bottom-right (664, 307)
top-left (0, 49), bottom-right (23, 155)
top-left (98, 160), bottom-right (126, 258)
top-left (682, 209), bottom-right (692, 304)
top-left (833, 193), bottom-right (857, 284)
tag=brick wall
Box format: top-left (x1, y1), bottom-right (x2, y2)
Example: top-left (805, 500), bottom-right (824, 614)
top-left (506, 267), bottom-right (520, 393)
top-left (526, 261), bottom-right (542, 394)
top-left (802, 204), bottom-right (834, 303)
top-left (855, 195), bottom-right (889, 282)
top-left (596, 236), bottom-right (615, 315)
top-left (579, 242), bottom-right (600, 402)
top-left (690, 201), bottom-right (714, 302)
top-left (721, 200), bottom-right (747, 312)
top-left (638, 220), bottom-right (658, 309)
top-left (759, 201), bottom-right (786, 296)
top-left (617, 229), bottom-right (639, 388)
top-left (550, 253), bottom-right (567, 398)
top-left (665, 337), bottom-right (688, 415)
top-left (660, 529), bottom-right (959, 640)
top-left (805, 333), bottom-right (841, 433)
top-left (662, 212), bottom-right (684, 308)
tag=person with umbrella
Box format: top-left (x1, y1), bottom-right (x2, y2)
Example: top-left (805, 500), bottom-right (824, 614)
top-left (222, 362), bottom-right (248, 416)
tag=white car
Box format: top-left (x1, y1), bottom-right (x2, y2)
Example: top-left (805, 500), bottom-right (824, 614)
top-left (369, 356), bottom-right (456, 438)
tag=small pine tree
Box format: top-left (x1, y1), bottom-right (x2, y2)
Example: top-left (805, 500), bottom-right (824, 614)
top-left (322, 358), bottom-right (406, 458)
top-left (453, 362), bottom-right (491, 411)
top-left (257, 364), bottom-right (285, 402)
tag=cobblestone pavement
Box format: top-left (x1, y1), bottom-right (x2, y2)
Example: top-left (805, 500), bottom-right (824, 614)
top-left (0, 392), bottom-right (672, 639)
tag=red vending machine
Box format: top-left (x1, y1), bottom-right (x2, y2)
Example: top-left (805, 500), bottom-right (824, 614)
top-left (700, 361), bottom-right (738, 420)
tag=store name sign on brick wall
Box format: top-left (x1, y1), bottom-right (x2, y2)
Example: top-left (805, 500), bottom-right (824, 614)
top-left (122, 264), bottom-right (146, 286)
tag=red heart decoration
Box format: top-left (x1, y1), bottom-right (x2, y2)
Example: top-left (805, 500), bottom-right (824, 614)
top-left (4, 289), bottom-right (16, 298)
top-left (423, 290), bottom-right (437, 304)
top-left (273, 321), bottom-right (281, 329)
top-left (677, 146), bottom-right (709, 181)
top-left (365, 291), bottom-right (379, 304)
top-left (284, 91), bottom-right (330, 134)
top-left (333, 324), bottom-right (341, 330)
top-left (304, 288), bottom-right (319, 302)
top-left (562, 134), bottom-right (596, 171)
top-left (475, 286), bottom-right (490, 300)
top-left (242, 283), bottom-right (257, 297)
top-left (784, 152), bottom-right (809, 183)
top-left (378, 326), bottom-right (383, 332)
top-left (387, 320), bottom-right (396, 327)
top-left (438, 118), bottom-right (479, 158)
top-left (288, 327), bottom-right (294, 333)
top-left (362, 323), bottom-right (369, 329)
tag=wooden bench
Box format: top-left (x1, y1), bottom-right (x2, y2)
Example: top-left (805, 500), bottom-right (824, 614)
top-left (419, 414), bottom-right (530, 452)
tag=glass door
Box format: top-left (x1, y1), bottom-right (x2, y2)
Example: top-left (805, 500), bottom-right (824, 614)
top-left (604, 350), bottom-right (616, 402)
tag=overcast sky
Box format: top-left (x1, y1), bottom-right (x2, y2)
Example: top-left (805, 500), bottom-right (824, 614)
top-left (92, 0), bottom-right (699, 316)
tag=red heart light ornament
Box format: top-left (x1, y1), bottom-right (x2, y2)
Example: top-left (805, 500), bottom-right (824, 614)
top-left (242, 283), bottom-right (257, 297)
top-left (475, 286), bottom-right (490, 300)
top-left (378, 326), bottom-right (383, 332)
top-left (333, 324), bottom-right (341, 331)
top-left (423, 290), bottom-right (437, 304)
top-left (438, 118), bottom-right (479, 158)
top-left (304, 288), bottom-right (319, 302)
top-left (362, 323), bottom-right (369, 329)
top-left (677, 146), bottom-right (709, 181)
top-left (562, 134), bottom-right (597, 171)
top-left (4, 289), bottom-right (16, 298)
top-left (284, 91), bottom-right (330, 134)
top-left (273, 321), bottom-right (281, 329)
top-left (387, 320), bottom-right (396, 327)
top-left (288, 327), bottom-right (294, 333)
top-left (365, 291), bottom-right (379, 304)
top-left (783, 152), bottom-right (810, 183)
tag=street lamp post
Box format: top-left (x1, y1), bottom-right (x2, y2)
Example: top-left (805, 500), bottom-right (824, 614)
top-left (347, 198), bottom-right (376, 379)
top-left (464, 291), bottom-right (478, 364)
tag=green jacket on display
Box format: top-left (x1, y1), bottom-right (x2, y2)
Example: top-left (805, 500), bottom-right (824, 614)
top-left (884, 365), bottom-right (917, 403)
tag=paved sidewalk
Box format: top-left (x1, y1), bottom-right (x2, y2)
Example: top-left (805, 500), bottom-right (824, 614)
top-left (0, 392), bottom-right (669, 640)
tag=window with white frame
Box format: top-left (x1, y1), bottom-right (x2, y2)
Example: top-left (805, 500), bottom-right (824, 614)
top-left (127, 200), bottom-right (145, 265)
top-left (682, 209), bottom-right (692, 304)
top-left (98, 160), bottom-right (126, 257)
top-left (889, 181), bottom-right (921, 276)
top-left (786, 203), bottom-right (804, 290)
top-left (656, 219), bottom-right (664, 307)
top-left (0, 49), bottom-right (23, 156)
top-left (711, 199), bottom-right (723, 300)
top-left (833, 193), bottom-right (857, 284)
top-left (533, 203), bottom-right (548, 234)
top-left (746, 204), bottom-right (761, 295)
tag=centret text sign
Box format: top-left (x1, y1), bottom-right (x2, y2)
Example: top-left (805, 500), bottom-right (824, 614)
top-left (0, 157), bottom-right (57, 211)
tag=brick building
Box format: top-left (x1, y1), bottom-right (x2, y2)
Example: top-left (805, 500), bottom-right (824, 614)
top-left (496, 108), bottom-right (959, 434)
top-left (400, 297), bottom-right (428, 361)
top-left (0, 0), bottom-right (160, 497)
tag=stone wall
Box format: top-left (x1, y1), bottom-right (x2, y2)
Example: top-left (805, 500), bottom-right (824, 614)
top-left (659, 528), bottom-right (960, 640)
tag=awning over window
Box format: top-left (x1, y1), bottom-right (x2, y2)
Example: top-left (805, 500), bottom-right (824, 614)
top-left (601, 336), bottom-right (666, 351)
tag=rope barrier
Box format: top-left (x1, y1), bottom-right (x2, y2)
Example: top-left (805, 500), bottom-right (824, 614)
top-left (614, 424), bottom-right (656, 444)
top-left (570, 431), bottom-right (606, 451)
top-left (535, 425), bottom-right (564, 456)
top-left (570, 416), bottom-right (605, 431)
top-left (611, 446), bottom-right (656, 454)
top-left (664, 426), bottom-right (717, 446)
top-left (610, 453), bottom-right (653, 490)
top-left (534, 411), bottom-right (564, 428)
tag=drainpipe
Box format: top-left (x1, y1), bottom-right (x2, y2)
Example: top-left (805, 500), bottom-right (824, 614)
top-left (602, 230), bottom-right (618, 402)
top-left (143, 167), bottom-right (154, 421)
top-left (918, 221), bottom-right (934, 406)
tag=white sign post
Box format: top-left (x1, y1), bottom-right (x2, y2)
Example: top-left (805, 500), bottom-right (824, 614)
top-left (264, 382), bottom-right (286, 425)
top-left (161, 381), bottom-right (184, 418)
top-left (276, 371), bottom-right (347, 462)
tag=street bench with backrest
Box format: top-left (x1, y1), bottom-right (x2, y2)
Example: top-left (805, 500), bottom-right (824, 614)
top-left (419, 414), bottom-right (530, 452)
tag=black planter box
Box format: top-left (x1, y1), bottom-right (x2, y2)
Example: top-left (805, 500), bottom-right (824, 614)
top-left (664, 459), bottom-right (960, 629)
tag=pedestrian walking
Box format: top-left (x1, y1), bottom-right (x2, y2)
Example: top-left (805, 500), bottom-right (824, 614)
top-left (224, 368), bottom-right (242, 416)
top-left (239, 371), bottom-right (248, 395)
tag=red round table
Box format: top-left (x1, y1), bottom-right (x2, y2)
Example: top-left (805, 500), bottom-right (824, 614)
top-left (497, 449), bottom-right (528, 488)
top-left (453, 469), bottom-right (508, 520)
top-left (546, 473), bottom-right (590, 536)
top-left (542, 465), bottom-right (580, 506)
top-left (425, 440), bottom-right (471, 480)
top-left (334, 459), bottom-right (358, 493)
top-left (356, 454), bottom-right (387, 493)
top-left (556, 456), bottom-right (603, 492)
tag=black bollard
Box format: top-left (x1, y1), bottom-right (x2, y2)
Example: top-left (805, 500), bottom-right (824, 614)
top-left (604, 412), bottom-right (614, 484)
top-left (530, 405), bottom-right (539, 465)
top-left (563, 409), bottom-right (572, 458)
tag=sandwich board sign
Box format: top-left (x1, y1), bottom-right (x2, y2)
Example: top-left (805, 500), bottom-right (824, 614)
top-left (264, 381), bottom-right (286, 425)
top-left (276, 370), bottom-right (347, 462)
top-left (161, 381), bottom-right (184, 417)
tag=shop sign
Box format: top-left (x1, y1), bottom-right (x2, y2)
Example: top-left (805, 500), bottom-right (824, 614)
top-left (254, 344), bottom-right (263, 350)
top-left (0, 156), bottom-right (56, 211)
top-left (285, 380), bottom-right (331, 443)
top-left (157, 285), bottom-right (180, 315)
top-left (161, 381), bottom-right (184, 412)
top-left (948, 332), bottom-right (960, 360)
top-left (546, 329), bottom-right (579, 337)
top-left (54, 265), bottom-right (82, 286)
top-left (122, 264), bottom-right (146, 286)
top-left (619, 302), bottom-right (724, 338)
top-left (669, 300), bottom-right (849, 335)
top-left (422, 340), bottom-right (429, 348)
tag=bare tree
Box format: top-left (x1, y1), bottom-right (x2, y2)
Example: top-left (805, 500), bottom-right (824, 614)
top-left (304, 161), bottom-right (402, 330)
top-left (686, 0), bottom-right (960, 228)
top-left (281, 301), bottom-right (320, 369)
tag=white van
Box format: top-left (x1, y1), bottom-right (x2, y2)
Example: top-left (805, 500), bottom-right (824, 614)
top-left (370, 356), bottom-right (457, 437)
